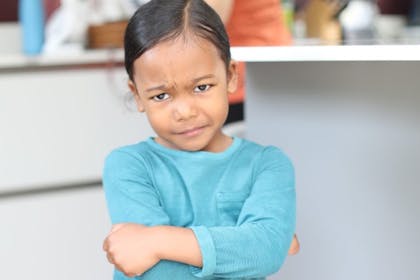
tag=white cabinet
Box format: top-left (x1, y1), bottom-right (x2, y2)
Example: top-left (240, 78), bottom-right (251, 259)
top-left (0, 187), bottom-right (113, 280)
top-left (0, 57), bottom-right (153, 192)
top-left (0, 51), bottom-right (151, 279)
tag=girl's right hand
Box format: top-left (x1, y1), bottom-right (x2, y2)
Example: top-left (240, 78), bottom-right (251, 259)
top-left (103, 223), bottom-right (160, 278)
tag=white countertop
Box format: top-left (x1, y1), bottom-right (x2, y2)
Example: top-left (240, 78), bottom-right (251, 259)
top-left (232, 45), bottom-right (420, 62)
top-left (1, 45), bottom-right (420, 70)
top-left (0, 49), bottom-right (125, 70)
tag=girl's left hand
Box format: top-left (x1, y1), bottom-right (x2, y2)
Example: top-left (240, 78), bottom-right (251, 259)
top-left (288, 234), bottom-right (300, 255)
top-left (103, 223), bottom-right (160, 277)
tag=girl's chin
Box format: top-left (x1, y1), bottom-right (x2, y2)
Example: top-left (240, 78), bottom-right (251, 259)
top-left (157, 130), bottom-right (227, 152)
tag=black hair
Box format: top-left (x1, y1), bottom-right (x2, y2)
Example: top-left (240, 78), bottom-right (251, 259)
top-left (124, 0), bottom-right (231, 81)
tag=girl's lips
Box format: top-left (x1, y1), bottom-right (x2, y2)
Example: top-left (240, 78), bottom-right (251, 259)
top-left (177, 126), bottom-right (206, 137)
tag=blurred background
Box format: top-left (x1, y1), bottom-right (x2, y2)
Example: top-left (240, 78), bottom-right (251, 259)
top-left (1, 1), bottom-right (419, 280)
top-left (2, 0), bottom-right (420, 54)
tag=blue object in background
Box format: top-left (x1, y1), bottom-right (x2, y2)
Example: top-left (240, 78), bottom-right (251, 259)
top-left (19, 0), bottom-right (45, 55)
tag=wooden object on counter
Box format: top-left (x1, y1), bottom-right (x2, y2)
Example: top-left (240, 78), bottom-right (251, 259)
top-left (87, 20), bottom-right (128, 49)
top-left (304, 0), bottom-right (342, 44)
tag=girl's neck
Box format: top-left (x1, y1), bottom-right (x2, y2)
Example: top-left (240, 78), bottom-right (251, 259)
top-left (155, 132), bottom-right (233, 153)
top-left (205, 133), bottom-right (233, 153)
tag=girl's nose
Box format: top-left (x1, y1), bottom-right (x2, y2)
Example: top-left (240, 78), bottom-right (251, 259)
top-left (173, 97), bottom-right (198, 121)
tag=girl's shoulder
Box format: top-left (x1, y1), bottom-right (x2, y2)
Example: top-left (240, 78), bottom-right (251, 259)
top-left (107, 138), bottom-right (149, 155)
top-left (238, 138), bottom-right (293, 168)
top-left (104, 139), bottom-right (152, 169)
top-left (239, 138), bottom-right (289, 157)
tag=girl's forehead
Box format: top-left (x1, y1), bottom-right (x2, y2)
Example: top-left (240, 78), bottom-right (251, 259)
top-left (150, 35), bottom-right (216, 57)
top-left (131, 35), bottom-right (226, 86)
top-left (134, 36), bottom-right (221, 71)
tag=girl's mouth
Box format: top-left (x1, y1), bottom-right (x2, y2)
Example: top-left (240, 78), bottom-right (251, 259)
top-left (177, 126), bottom-right (206, 137)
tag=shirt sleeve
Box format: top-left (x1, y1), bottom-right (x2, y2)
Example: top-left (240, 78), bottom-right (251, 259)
top-left (189, 147), bottom-right (296, 278)
top-left (102, 149), bottom-right (170, 226)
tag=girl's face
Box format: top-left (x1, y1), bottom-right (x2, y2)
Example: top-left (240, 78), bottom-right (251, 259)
top-left (129, 35), bottom-right (238, 152)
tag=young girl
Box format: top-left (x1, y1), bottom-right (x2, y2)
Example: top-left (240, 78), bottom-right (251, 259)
top-left (102, 0), bottom-right (298, 279)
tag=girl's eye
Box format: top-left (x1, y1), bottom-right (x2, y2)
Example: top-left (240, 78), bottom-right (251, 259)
top-left (194, 84), bottom-right (211, 93)
top-left (152, 93), bottom-right (170, 101)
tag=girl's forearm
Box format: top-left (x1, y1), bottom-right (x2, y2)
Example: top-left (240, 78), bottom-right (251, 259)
top-left (149, 226), bottom-right (299, 267)
top-left (151, 225), bottom-right (203, 268)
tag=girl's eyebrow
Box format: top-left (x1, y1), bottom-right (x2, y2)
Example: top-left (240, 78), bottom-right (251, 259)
top-left (145, 84), bottom-right (167, 93)
top-left (192, 74), bottom-right (215, 84)
top-left (145, 74), bottom-right (216, 93)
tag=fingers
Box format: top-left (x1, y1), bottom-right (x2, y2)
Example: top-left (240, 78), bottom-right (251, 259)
top-left (103, 223), bottom-right (126, 253)
top-left (111, 223), bottom-right (126, 233)
top-left (103, 236), bottom-right (109, 251)
top-left (105, 251), bottom-right (135, 277)
top-left (106, 251), bottom-right (115, 264)
top-left (103, 236), bottom-right (114, 265)
top-left (102, 223), bottom-right (146, 277)
top-left (125, 272), bottom-right (138, 278)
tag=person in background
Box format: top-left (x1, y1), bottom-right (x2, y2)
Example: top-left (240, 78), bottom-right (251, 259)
top-left (205, 0), bottom-right (292, 123)
top-left (102, 0), bottom-right (298, 279)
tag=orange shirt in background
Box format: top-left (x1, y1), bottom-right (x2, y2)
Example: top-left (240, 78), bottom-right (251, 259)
top-left (226, 0), bottom-right (292, 104)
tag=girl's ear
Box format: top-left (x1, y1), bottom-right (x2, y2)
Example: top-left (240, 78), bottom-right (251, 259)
top-left (128, 80), bottom-right (145, 112)
top-left (227, 60), bottom-right (238, 94)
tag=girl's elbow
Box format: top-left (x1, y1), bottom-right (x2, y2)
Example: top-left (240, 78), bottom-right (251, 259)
top-left (265, 250), bottom-right (287, 275)
top-left (264, 232), bottom-right (290, 272)
top-left (254, 242), bottom-right (287, 276)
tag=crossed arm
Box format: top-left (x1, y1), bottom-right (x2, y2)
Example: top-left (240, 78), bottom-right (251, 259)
top-left (103, 223), bottom-right (299, 278)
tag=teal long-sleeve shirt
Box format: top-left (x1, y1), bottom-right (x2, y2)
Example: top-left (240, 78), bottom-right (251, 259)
top-left (103, 137), bottom-right (296, 280)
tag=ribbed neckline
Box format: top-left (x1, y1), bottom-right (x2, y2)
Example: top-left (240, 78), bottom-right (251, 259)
top-left (145, 136), bottom-right (242, 160)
